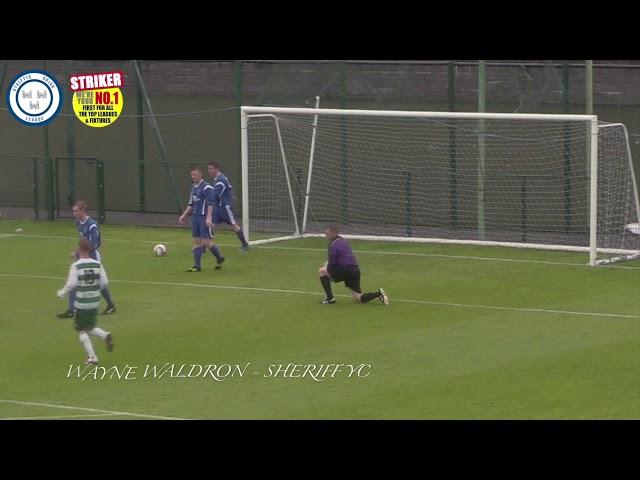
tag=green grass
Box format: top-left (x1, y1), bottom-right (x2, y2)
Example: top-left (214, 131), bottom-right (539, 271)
top-left (0, 219), bottom-right (638, 419)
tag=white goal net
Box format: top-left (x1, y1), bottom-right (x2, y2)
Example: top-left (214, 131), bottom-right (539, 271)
top-left (241, 107), bottom-right (640, 266)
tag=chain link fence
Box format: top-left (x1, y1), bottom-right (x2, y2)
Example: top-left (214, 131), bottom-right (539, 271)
top-left (1, 60), bottom-right (639, 226)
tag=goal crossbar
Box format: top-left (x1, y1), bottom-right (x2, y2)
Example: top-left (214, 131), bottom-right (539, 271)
top-left (242, 106), bottom-right (597, 123)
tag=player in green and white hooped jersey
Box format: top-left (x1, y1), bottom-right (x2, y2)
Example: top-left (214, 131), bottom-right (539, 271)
top-left (57, 238), bottom-right (114, 365)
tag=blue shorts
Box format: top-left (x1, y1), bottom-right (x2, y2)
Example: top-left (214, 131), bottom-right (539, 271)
top-left (213, 204), bottom-right (238, 226)
top-left (192, 216), bottom-right (213, 239)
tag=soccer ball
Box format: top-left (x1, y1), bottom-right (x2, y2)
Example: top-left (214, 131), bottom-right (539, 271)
top-left (626, 223), bottom-right (640, 235)
top-left (153, 244), bottom-right (167, 256)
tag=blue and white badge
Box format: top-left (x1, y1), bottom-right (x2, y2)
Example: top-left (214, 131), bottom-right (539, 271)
top-left (6, 70), bottom-right (63, 126)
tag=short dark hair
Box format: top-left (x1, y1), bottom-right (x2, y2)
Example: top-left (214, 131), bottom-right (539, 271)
top-left (208, 161), bottom-right (221, 170)
top-left (190, 165), bottom-right (202, 173)
top-left (325, 224), bottom-right (339, 234)
top-left (78, 238), bottom-right (93, 254)
top-left (74, 200), bottom-right (87, 211)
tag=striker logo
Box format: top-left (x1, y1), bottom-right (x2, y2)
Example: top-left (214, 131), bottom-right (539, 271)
top-left (6, 70), bottom-right (64, 126)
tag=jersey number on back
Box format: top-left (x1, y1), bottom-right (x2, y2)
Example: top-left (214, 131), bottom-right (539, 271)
top-left (84, 269), bottom-right (96, 285)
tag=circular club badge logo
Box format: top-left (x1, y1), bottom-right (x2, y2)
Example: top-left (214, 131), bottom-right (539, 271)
top-left (6, 70), bottom-right (63, 126)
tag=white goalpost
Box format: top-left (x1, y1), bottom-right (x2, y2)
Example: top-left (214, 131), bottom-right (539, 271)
top-left (240, 106), bottom-right (640, 266)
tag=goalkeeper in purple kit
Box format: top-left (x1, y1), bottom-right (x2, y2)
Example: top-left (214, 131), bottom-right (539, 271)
top-left (318, 225), bottom-right (389, 305)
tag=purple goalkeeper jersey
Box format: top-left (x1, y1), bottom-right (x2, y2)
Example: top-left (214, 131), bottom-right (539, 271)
top-left (328, 236), bottom-right (358, 269)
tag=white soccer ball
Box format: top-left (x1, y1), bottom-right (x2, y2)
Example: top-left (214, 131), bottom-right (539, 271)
top-left (625, 223), bottom-right (640, 235)
top-left (153, 244), bottom-right (167, 256)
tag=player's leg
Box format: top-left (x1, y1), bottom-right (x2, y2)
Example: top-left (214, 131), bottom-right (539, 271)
top-left (232, 223), bottom-right (249, 250)
top-left (75, 310), bottom-right (99, 364)
top-left (92, 250), bottom-right (116, 314)
top-left (215, 205), bottom-right (249, 250)
top-left (210, 239), bottom-right (226, 269)
top-left (89, 327), bottom-right (114, 352)
top-left (345, 278), bottom-right (389, 305)
top-left (355, 290), bottom-right (379, 303)
top-left (227, 206), bottom-right (249, 250)
top-left (318, 264), bottom-right (335, 304)
top-left (77, 330), bottom-right (98, 365)
top-left (345, 269), bottom-right (388, 304)
top-left (202, 227), bottom-right (225, 269)
top-left (354, 288), bottom-right (388, 304)
top-left (187, 218), bottom-right (205, 271)
top-left (345, 270), bottom-right (365, 303)
top-left (189, 238), bottom-right (205, 272)
top-left (357, 291), bottom-right (378, 303)
top-left (93, 252), bottom-right (116, 314)
top-left (100, 288), bottom-right (116, 315)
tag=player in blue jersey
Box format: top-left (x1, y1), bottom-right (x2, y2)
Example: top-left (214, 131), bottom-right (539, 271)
top-left (56, 200), bottom-right (117, 318)
top-left (179, 166), bottom-right (225, 271)
top-left (207, 161), bottom-right (249, 251)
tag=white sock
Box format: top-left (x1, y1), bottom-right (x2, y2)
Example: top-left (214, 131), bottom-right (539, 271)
top-left (89, 327), bottom-right (109, 339)
top-left (78, 332), bottom-right (97, 359)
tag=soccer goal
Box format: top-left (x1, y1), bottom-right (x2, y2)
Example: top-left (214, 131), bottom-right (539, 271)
top-left (240, 106), bottom-right (640, 266)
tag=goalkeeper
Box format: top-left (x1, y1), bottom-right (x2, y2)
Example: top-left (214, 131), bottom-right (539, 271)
top-left (318, 225), bottom-right (389, 305)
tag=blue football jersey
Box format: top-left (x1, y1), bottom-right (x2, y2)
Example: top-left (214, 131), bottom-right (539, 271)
top-left (211, 173), bottom-right (234, 207)
top-left (76, 217), bottom-right (101, 250)
top-left (188, 180), bottom-right (215, 216)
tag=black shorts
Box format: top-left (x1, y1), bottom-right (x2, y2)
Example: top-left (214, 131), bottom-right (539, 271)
top-left (328, 265), bottom-right (361, 293)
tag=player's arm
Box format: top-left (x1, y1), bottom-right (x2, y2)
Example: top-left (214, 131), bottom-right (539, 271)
top-left (206, 205), bottom-right (214, 228)
top-left (87, 224), bottom-right (100, 251)
top-left (99, 266), bottom-right (109, 288)
top-left (212, 182), bottom-right (225, 204)
top-left (179, 206), bottom-right (193, 224)
top-left (210, 183), bottom-right (224, 218)
top-left (179, 193), bottom-right (194, 224)
top-left (204, 185), bottom-right (216, 227)
top-left (57, 264), bottom-right (78, 298)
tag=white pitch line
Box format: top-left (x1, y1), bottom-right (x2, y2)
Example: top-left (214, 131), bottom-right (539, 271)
top-left (256, 244), bottom-right (640, 270)
top-left (2, 231), bottom-right (638, 270)
top-left (0, 272), bottom-right (638, 319)
top-left (389, 298), bottom-right (640, 318)
top-left (0, 233), bottom-right (176, 245)
top-left (1, 413), bottom-right (122, 420)
top-left (0, 399), bottom-right (184, 420)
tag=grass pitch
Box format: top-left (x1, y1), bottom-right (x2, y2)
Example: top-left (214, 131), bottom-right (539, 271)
top-left (0, 219), bottom-right (638, 419)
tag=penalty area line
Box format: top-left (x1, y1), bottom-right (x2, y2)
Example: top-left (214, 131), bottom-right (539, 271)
top-left (0, 272), bottom-right (638, 320)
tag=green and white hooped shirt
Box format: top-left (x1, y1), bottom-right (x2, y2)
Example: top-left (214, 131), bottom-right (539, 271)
top-left (59, 258), bottom-right (109, 310)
